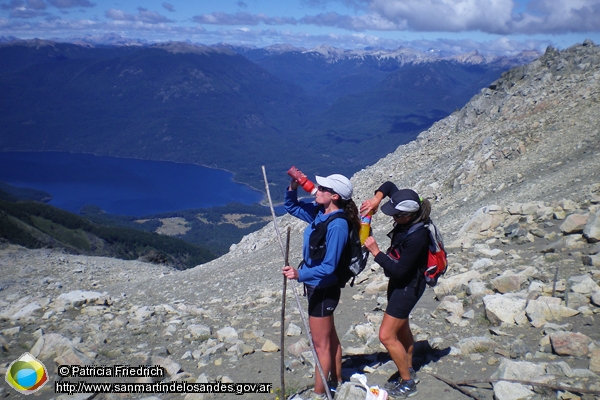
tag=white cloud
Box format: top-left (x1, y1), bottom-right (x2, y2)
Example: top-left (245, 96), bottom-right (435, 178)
top-left (187, 1), bottom-right (600, 35)
top-left (366, 0), bottom-right (515, 34)
top-left (0, 11), bottom-right (557, 55)
top-left (511, 0), bottom-right (600, 33)
top-left (0, 15), bottom-right (205, 39)
top-left (27, 0), bottom-right (46, 10)
top-left (162, 25), bottom-right (548, 55)
top-left (366, 0), bottom-right (600, 34)
top-left (1, 0), bottom-right (48, 18)
top-left (105, 8), bottom-right (173, 24)
top-left (11, 8), bottom-right (48, 18)
top-left (1, 0), bottom-right (597, 53)
top-left (48, 0), bottom-right (95, 9)
top-left (300, 12), bottom-right (402, 30)
top-left (422, 36), bottom-right (546, 55)
top-left (192, 12), bottom-right (297, 26)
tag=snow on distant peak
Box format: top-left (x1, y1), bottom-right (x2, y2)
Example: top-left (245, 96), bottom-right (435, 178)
top-left (153, 41), bottom-right (233, 55)
top-left (449, 50), bottom-right (497, 64)
top-left (64, 33), bottom-right (148, 47)
top-left (305, 45), bottom-right (350, 59)
top-left (229, 43), bottom-right (542, 67)
top-left (263, 43), bottom-right (304, 53)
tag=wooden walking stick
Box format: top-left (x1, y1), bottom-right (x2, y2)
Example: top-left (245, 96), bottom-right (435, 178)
top-left (261, 166), bottom-right (333, 400)
top-left (280, 226), bottom-right (291, 397)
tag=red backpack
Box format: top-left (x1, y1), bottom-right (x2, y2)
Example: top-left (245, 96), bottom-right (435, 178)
top-left (422, 222), bottom-right (448, 286)
top-left (393, 221), bottom-right (448, 287)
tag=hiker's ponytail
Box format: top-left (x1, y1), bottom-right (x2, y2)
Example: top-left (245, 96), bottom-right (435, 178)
top-left (335, 198), bottom-right (360, 232)
top-left (414, 198), bottom-right (431, 224)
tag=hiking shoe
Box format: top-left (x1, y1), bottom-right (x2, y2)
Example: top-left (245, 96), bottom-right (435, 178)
top-left (384, 368), bottom-right (419, 390)
top-left (384, 380), bottom-right (399, 391)
top-left (409, 367), bottom-right (420, 384)
top-left (327, 380), bottom-right (342, 394)
top-left (309, 391), bottom-right (327, 400)
top-left (388, 379), bottom-right (418, 398)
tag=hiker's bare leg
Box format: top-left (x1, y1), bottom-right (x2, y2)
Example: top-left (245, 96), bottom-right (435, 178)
top-left (397, 319), bottom-right (414, 370)
top-left (379, 313), bottom-right (412, 381)
top-left (330, 317), bottom-right (342, 384)
top-left (310, 315), bottom-right (337, 394)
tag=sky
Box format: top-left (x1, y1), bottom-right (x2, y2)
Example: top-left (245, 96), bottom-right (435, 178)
top-left (1, 0), bottom-right (599, 55)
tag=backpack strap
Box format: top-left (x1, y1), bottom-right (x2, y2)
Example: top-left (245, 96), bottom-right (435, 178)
top-left (389, 221), bottom-right (425, 250)
top-left (387, 221), bottom-right (428, 285)
top-left (310, 211), bottom-right (347, 228)
top-left (408, 221), bottom-right (426, 236)
top-left (306, 211), bottom-right (349, 263)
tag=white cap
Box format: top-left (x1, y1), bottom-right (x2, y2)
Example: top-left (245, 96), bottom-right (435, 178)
top-left (315, 174), bottom-right (353, 200)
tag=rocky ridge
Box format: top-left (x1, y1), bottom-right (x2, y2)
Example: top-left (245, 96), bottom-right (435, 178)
top-left (1, 41), bottom-right (600, 400)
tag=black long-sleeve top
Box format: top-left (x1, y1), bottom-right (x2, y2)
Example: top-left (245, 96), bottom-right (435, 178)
top-left (373, 182), bottom-right (429, 287)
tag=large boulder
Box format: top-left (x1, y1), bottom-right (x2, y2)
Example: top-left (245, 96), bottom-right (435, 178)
top-left (583, 210), bottom-right (600, 242)
top-left (590, 349), bottom-right (600, 373)
top-left (491, 274), bottom-right (523, 293)
top-left (9, 301), bottom-right (42, 320)
top-left (216, 327), bottom-right (238, 342)
top-left (450, 205), bottom-right (506, 247)
top-left (525, 296), bottom-right (579, 327)
top-left (151, 356), bottom-right (182, 376)
top-left (560, 214), bottom-right (588, 234)
top-left (474, 243), bottom-right (503, 257)
top-left (550, 331), bottom-right (592, 357)
top-left (434, 270), bottom-right (481, 298)
top-left (491, 358), bottom-right (547, 381)
top-left (457, 336), bottom-right (498, 354)
top-left (54, 290), bottom-right (108, 308)
top-left (492, 381), bottom-right (535, 400)
top-left (582, 253), bottom-right (600, 267)
top-left (592, 291), bottom-right (600, 307)
top-left (187, 324), bottom-right (211, 340)
top-left (491, 358), bottom-right (546, 400)
top-left (569, 275), bottom-right (600, 295)
top-left (30, 333), bottom-right (95, 365)
top-left (0, 296), bottom-right (42, 320)
top-left (483, 294), bottom-right (527, 326)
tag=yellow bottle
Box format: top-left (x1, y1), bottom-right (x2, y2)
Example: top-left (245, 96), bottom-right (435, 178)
top-left (359, 210), bottom-right (373, 245)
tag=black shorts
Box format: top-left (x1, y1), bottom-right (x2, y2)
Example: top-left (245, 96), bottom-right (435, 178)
top-left (305, 284), bottom-right (341, 317)
top-left (385, 278), bottom-right (426, 319)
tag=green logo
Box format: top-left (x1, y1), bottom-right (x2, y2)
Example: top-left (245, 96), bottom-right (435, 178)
top-left (5, 353), bottom-right (49, 395)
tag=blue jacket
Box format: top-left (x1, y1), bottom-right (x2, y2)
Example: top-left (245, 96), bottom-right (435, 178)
top-left (284, 189), bottom-right (349, 288)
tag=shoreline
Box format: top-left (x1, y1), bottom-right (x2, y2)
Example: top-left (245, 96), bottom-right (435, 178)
top-left (0, 149), bottom-right (272, 215)
top-left (0, 149), bottom-right (264, 193)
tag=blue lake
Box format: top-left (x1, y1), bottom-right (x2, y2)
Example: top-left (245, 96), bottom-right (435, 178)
top-left (0, 152), bottom-right (265, 216)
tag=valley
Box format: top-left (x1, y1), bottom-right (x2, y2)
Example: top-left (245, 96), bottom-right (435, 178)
top-left (0, 40), bottom-right (539, 200)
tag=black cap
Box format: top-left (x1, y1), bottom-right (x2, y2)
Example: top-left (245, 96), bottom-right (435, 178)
top-left (380, 189), bottom-right (421, 216)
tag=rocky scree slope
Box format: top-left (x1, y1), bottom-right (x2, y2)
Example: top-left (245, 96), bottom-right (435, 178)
top-left (1, 41), bottom-right (600, 400)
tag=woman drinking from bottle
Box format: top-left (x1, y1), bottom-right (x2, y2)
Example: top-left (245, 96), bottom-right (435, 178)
top-left (282, 173), bottom-right (359, 399)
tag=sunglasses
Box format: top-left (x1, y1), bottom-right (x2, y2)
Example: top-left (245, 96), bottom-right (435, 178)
top-left (317, 185), bottom-right (336, 194)
top-left (393, 212), bottom-right (413, 218)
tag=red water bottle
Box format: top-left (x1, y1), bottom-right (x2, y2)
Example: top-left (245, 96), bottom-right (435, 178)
top-left (287, 166), bottom-right (317, 195)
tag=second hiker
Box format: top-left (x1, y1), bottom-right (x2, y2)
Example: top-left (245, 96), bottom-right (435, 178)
top-left (360, 181), bottom-right (432, 398)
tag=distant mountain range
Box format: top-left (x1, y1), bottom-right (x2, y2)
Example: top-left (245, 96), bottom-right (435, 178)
top-left (226, 43), bottom-right (539, 103)
top-left (0, 39), bottom-right (540, 197)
